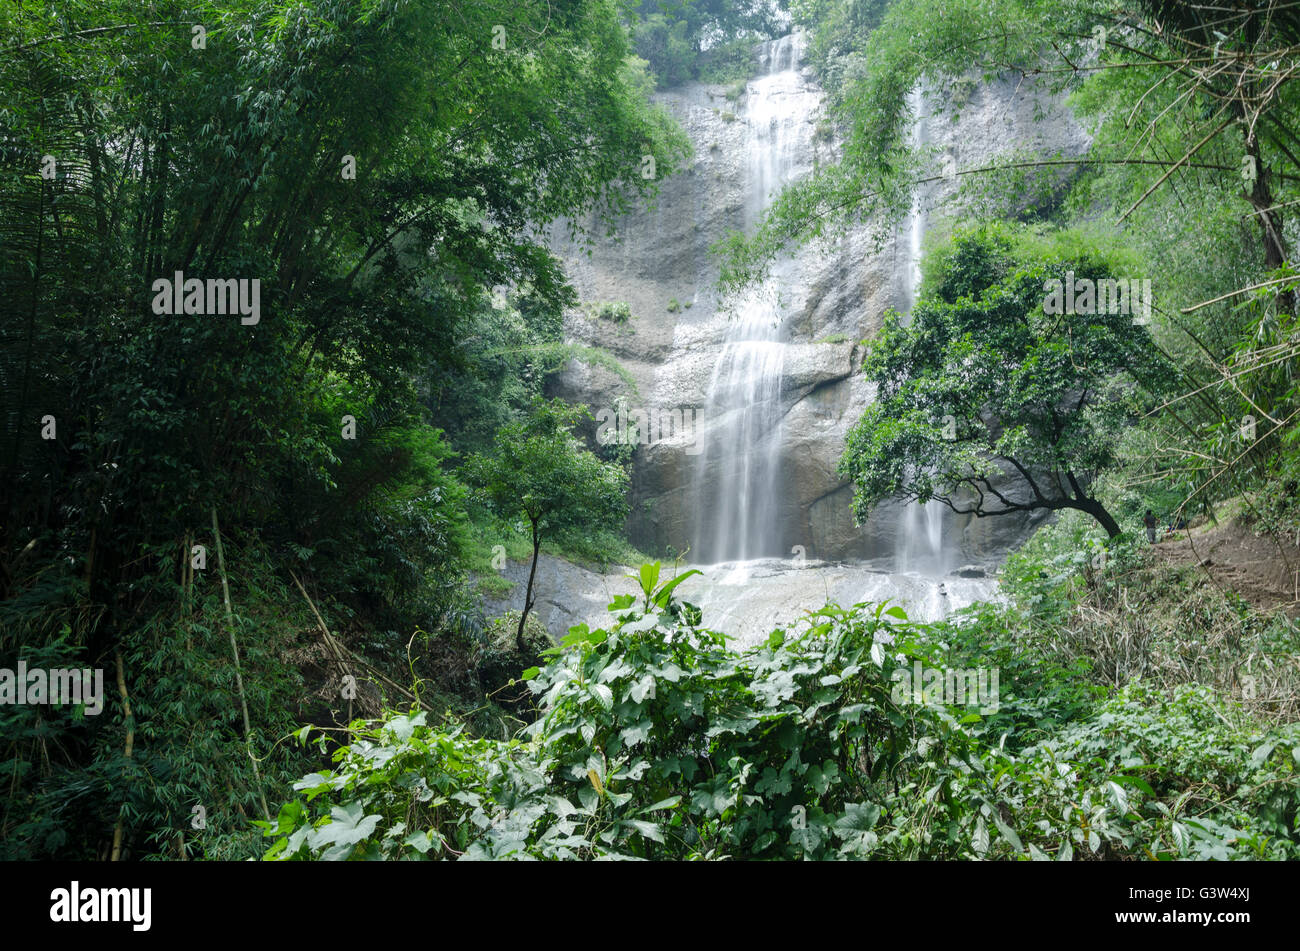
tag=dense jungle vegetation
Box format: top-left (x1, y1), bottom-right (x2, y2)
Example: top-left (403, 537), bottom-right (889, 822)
top-left (2, 0), bottom-right (1299, 861)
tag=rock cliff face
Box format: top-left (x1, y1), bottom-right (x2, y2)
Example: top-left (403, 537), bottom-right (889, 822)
top-left (549, 33), bottom-right (1088, 567)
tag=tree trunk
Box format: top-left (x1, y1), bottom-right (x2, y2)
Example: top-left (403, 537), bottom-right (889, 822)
top-left (1076, 498), bottom-right (1122, 539)
top-left (517, 517), bottom-right (540, 652)
top-left (1242, 119), bottom-right (1294, 312)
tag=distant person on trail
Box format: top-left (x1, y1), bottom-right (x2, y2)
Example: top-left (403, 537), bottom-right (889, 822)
top-left (1143, 509), bottom-right (1157, 544)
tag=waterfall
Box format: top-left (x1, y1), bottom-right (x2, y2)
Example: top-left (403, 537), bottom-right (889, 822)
top-left (663, 40), bottom-right (989, 631)
top-left (892, 85), bottom-right (950, 577)
top-left (541, 33), bottom-right (1042, 640)
top-left (691, 32), bottom-right (815, 565)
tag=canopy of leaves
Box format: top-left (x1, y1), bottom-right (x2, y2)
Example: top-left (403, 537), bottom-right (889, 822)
top-left (462, 398), bottom-right (629, 538)
top-left (840, 222), bottom-right (1166, 532)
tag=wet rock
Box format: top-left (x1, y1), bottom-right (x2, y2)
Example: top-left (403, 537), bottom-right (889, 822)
top-left (548, 37), bottom-right (1089, 564)
top-left (479, 553), bottom-right (1000, 647)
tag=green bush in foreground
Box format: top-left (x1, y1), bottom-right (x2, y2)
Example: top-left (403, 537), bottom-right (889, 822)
top-left (260, 565), bottom-right (1300, 860)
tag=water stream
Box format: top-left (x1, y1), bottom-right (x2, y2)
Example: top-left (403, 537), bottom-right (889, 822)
top-left (690, 32), bottom-right (810, 565)
top-left (894, 84), bottom-right (950, 578)
top-left (676, 38), bottom-right (994, 644)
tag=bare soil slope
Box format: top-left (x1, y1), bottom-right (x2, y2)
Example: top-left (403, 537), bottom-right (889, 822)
top-left (1148, 514), bottom-right (1300, 617)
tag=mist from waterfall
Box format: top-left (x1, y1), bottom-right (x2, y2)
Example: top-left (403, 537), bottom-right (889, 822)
top-left (690, 32), bottom-right (814, 564)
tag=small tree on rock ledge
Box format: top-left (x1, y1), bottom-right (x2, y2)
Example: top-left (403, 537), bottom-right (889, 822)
top-left (840, 223), bottom-right (1168, 540)
top-left (464, 398), bottom-right (628, 649)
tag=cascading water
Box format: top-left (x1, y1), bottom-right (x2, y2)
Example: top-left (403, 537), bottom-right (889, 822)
top-left (691, 32), bottom-right (814, 565)
top-left (652, 37), bottom-right (997, 638)
top-left (893, 85), bottom-right (951, 578)
top-left (536, 25), bottom-right (1089, 644)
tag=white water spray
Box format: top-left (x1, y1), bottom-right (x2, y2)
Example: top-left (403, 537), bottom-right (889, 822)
top-left (691, 33), bottom-right (815, 565)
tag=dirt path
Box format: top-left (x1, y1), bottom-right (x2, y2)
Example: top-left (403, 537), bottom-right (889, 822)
top-left (1146, 515), bottom-right (1300, 617)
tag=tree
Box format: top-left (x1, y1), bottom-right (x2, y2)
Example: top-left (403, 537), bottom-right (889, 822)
top-left (463, 399), bottom-right (629, 648)
top-left (839, 223), bottom-right (1167, 539)
top-left (0, 0), bottom-right (685, 858)
top-left (727, 0), bottom-right (1300, 291)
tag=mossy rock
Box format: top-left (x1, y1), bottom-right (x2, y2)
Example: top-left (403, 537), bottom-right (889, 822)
top-left (484, 609), bottom-right (552, 654)
top-left (476, 610), bottom-right (554, 715)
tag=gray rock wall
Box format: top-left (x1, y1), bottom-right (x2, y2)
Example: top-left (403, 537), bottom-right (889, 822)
top-left (549, 43), bottom-right (1088, 566)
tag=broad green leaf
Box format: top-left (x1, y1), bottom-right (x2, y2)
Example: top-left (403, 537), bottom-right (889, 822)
top-left (636, 562), bottom-right (661, 598)
top-left (652, 568), bottom-right (702, 606)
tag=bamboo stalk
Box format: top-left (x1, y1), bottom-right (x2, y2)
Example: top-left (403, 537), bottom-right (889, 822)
top-left (289, 569), bottom-right (349, 669)
top-left (290, 567), bottom-right (354, 722)
top-left (211, 507), bottom-right (271, 823)
top-left (183, 532), bottom-right (193, 651)
top-left (110, 650), bottom-right (134, 861)
top-left (288, 568), bottom-right (437, 716)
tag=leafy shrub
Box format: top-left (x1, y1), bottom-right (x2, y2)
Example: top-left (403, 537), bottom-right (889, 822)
top-left (585, 300), bottom-right (633, 324)
top-left (260, 564), bottom-right (1300, 860)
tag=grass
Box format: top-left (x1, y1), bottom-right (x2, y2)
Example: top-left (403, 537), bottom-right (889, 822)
top-left (1002, 514), bottom-right (1300, 723)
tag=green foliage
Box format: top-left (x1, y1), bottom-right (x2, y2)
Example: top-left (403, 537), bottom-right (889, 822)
top-left (998, 511), bottom-right (1116, 627)
top-left (0, 0), bottom-right (686, 858)
top-left (631, 1), bottom-right (786, 88)
top-left (633, 13), bottom-right (696, 87)
top-left (462, 398), bottom-right (630, 545)
top-left (436, 293), bottom-right (639, 457)
top-left (1, 543), bottom-right (317, 860)
top-left (999, 508), bottom-right (1300, 725)
top-left (261, 564), bottom-right (1300, 860)
top-left (698, 39), bottom-right (761, 86)
top-left (462, 398), bottom-right (629, 644)
top-left (584, 300), bottom-right (634, 324)
top-left (791, 0), bottom-right (892, 100)
top-left (840, 221), bottom-right (1168, 537)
